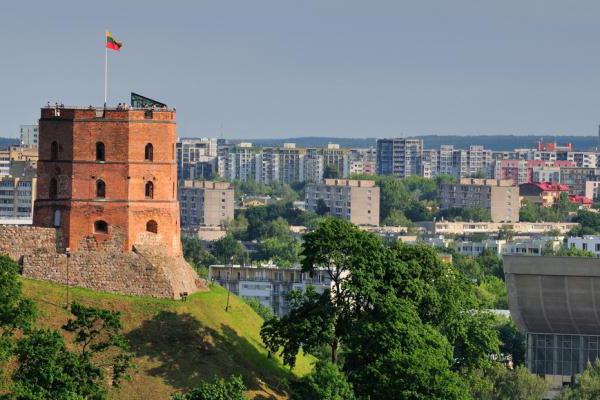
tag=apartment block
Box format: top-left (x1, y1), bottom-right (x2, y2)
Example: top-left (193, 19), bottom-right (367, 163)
top-left (560, 167), bottom-right (600, 195)
top-left (567, 236), bottom-right (600, 257)
top-left (0, 175), bottom-right (36, 221)
top-left (19, 124), bottom-right (39, 148)
top-left (176, 138), bottom-right (218, 180)
top-left (439, 178), bottom-right (520, 223)
top-left (376, 138), bottom-right (423, 178)
top-left (209, 264), bottom-right (333, 317)
top-left (305, 179), bottom-right (380, 225)
top-left (178, 180), bottom-right (234, 229)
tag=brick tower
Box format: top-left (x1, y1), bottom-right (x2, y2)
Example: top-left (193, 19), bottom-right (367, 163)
top-left (33, 106), bottom-right (181, 256)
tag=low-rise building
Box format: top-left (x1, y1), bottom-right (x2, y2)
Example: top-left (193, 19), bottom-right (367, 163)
top-left (440, 178), bottom-right (520, 223)
top-left (567, 236), bottom-right (600, 257)
top-left (208, 264), bottom-right (333, 317)
top-left (305, 179), bottom-right (380, 226)
top-left (519, 182), bottom-right (570, 207)
top-left (421, 221), bottom-right (578, 235)
top-left (179, 180), bottom-right (234, 228)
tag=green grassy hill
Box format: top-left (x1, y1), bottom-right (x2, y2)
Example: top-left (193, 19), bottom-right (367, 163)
top-left (18, 278), bottom-right (312, 400)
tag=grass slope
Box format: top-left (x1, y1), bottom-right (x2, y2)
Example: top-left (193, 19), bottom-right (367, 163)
top-left (19, 278), bottom-right (312, 400)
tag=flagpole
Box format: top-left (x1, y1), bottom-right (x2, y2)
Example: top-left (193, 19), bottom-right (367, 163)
top-left (104, 42), bottom-right (108, 108)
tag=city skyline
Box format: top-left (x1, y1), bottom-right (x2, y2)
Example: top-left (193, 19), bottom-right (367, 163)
top-left (4, 1), bottom-right (600, 138)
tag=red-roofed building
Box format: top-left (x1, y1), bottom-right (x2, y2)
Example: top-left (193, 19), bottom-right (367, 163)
top-left (568, 195), bottom-right (593, 209)
top-left (519, 182), bottom-right (570, 207)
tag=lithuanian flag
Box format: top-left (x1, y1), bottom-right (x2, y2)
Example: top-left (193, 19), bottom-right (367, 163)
top-left (106, 31), bottom-right (122, 51)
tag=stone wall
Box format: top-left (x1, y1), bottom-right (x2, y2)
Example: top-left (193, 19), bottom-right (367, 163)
top-left (0, 225), bottom-right (202, 299)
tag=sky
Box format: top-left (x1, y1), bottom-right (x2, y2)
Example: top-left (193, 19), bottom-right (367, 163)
top-left (2, 1), bottom-right (600, 139)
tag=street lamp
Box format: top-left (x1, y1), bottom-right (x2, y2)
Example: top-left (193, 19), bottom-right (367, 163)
top-left (225, 255), bottom-right (234, 312)
top-left (65, 247), bottom-right (71, 310)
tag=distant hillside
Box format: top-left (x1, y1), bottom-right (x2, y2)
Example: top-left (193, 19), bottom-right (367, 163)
top-left (17, 278), bottom-right (312, 400)
top-left (231, 135), bottom-right (599, 151)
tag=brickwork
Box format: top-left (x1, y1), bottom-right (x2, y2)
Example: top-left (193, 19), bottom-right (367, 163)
top-left (0, 225), bottom-right (202, 298)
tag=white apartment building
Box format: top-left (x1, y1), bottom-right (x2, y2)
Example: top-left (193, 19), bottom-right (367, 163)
top-left (209, 264), bottom-right (333, 317)
top-left (19, 124), bottom-right (39, 148)
top-left (0, 176), bottom-right (36, 220)
top-left (567, 236), bottom-right (600, 257)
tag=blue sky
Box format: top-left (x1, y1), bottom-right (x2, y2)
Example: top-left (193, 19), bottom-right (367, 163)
top-left (2, 0), bottom-right (600, 138)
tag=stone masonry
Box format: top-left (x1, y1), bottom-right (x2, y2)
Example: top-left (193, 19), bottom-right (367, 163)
top-left (0, 225), bottom-right (202, 299)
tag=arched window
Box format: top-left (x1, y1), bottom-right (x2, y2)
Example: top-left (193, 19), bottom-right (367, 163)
top-left (94, 220), bottom-right (108, 234)
top-left (144, 143), bottom-right (153, 161)
top-left (50, 141), bottom-right (59, 161)
top-left (96, 142), bottom-right (105, 161)
top-left (145, 181), bottom-right (154, 199)
top-left (146, 220), bottom-right (158, 233)
top-left (96, 180), bottom-right (106, 198)
top-left (49, 178), bottom-right (58, 199)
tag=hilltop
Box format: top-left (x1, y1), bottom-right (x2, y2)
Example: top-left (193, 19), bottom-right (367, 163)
top-left (16, 278), bottom-right (312, 400)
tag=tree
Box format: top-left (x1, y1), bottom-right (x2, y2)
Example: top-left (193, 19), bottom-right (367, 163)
top-left (172, 375), bottom-right (246, 400)
top-left (212, 234), bottom-right (248, 264)
top-left (496, 318), bottom-right (526, 367)
top-left (182, 236), bottom-right (218, 277)
top-left (315, 199), bottom-right (329, 216)
top-left (292, 360), bottom-right (355, 400)
top-left (474, 364), bottom-right (549, 400)
top-left (558, 359), bottom-right (600, 399)
top-left (10, 304), bottom-right (133, 400)
top-left (323, 165), bottom-right (340, 179)
top-left (255, 237), bottom-right (301, 267)
top-left (0, 255), bottom-right (35, 361)
top-left (555, 246), bottom-right (596, 257)
top-left (382, 209), bottom-right (413, 227)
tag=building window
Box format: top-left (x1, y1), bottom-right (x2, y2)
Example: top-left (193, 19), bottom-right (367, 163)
top-left (53, 209), bottom-right (61, 227)
top-left (145, 143), bottom-right (153, 161)
top-left (145, 181), bottom-right (154, 199)
top-left (49, 178), bottom-right (58, 199)
top-left (146, 220), bottom-right (158, 233)
top-left (50, 141), bottom-right (59, 160)
top-left (94, 220), bottom-right (108, 234)
top-left (96, 179), bottom-right (106, 198)
top-left (96, 142), bottom-right (105, 161)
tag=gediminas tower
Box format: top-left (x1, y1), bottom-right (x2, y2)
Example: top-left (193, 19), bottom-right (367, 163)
top-left (34, 106), bottom-right (181, 256)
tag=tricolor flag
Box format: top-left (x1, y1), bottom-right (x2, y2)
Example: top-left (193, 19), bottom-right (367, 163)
top-left (106, 31), bottom-right (122, 51)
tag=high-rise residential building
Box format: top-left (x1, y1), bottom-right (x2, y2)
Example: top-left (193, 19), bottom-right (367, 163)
top-left (19, 124), bottom-right (39, 148)
top-left (348, 147), bottom-right (376, 176)
top-left (277, 143), bottom-right (304, 184)
top-left (321, 144), bottom-right (349, 177)
top-left (302, 148), bottom-right (324, 183)
top-left (439, 178), bottom-right (520, 223)
top-left (219, 143), bottom-right (260, 182)
top-left (176, 138), bottom-right (218, 180)
top-left (585, 181), bottom-right (600, 201)
top-left (257, 148), bottom-right (280, 184)
top-left (178, 180), bottom-right (234, 229)
top-left (33, 106), bottom-right (182, 256)
top-left (305, 179), bottom-right (380, 225)
top-left (0, 174), bottom-right (36, 221)
top-left (376, 138), bottom-right (423, 178)
top-left (560, 167), bottom-right (600, 195)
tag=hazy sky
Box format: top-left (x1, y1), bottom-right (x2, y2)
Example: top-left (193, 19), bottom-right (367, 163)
top-left (2, 0), bottom-right (600, 139)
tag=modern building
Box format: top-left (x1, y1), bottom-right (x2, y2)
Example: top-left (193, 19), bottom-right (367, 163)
top-left (19, 124), bottom-right (39, 148)
top-left (376, 138), bottom-right (423, 178)
top-left (560, 167), bottom-right (600, 195)
top-left (305, 179), bottom-right (380, 225)
top-left (585, 181), bottom-right (600, 201)
top-left (567, 236), bottom-right (600, 257)
top-left (178, 180), bottom-right (234, 229)
top-left (439, 178), bottom-right (520, 223)
top-left (0, 175), bottom-right (36, 220)
top-left (176, 138), bottom-right (218, 180)
top-left (504, 256), bottom-right (600, 395)
top-left (33, 106), bottom-right (182, 256)
top-left (420, 221), bottom-right (578, 235)
top-left (209, 264), bottom-right (333, 317)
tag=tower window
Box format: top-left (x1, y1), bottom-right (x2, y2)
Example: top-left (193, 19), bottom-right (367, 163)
top-left (49, 178), bottom-right (58, 199)
top-left (50, 141), bottom-right (59, 160)
top-left (96, 142), bottom-right (105, 161)
top-left (94, 220), bottom-right (108, 234)
top-left (146, 220), bottom-right (158, 234)
top-left (145, 181), bottom-right (154, 199)
top-left (96, 179), bottom-right (106, 198)
top-left (145, 143), bottom-right (153, 161)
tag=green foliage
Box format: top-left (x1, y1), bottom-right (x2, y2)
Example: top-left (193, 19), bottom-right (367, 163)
top-left (243, 298), bottom-right (274, 321)
top-left (315, 198), bottom-right (330, 216)
top-left (554, 246), bottom-right (596, 257)
top-left (181, 236), bottom-right (218, 277)
top-left (557, 360), bottom-right (600, 399)
top-left (323, 164), bottom-right (340, 179)
top-left (291, 360), bottom-right (355, 400)
top-left (10, 328), bottom-right (106, 400)
top-left (469, 364), bottom-right (548, 400)
top-left (439, 206), bottom-right (492, 222)
top-left (171, 375), bottom-right (246, 400)
top-left (519, 196), bottom-right (578, 223)
top-left (569, 210), bottom-right (600, 236)
top-left (382, 209), bottom-right (413, 227)
top-left (234, 180), bottom-right (298, 203)
top-left (261, 287), bottom-right (335, 368)
top-left (496, 318), bottom-right (526, 367)
top-left (0, 255), bottom-right (35, 361)
top-left (211, 234), bottom-right (248, 264)
top-left (255, 236), bottom-right (301, 267)
top-left (477, 276), bottom-right (508, 309)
